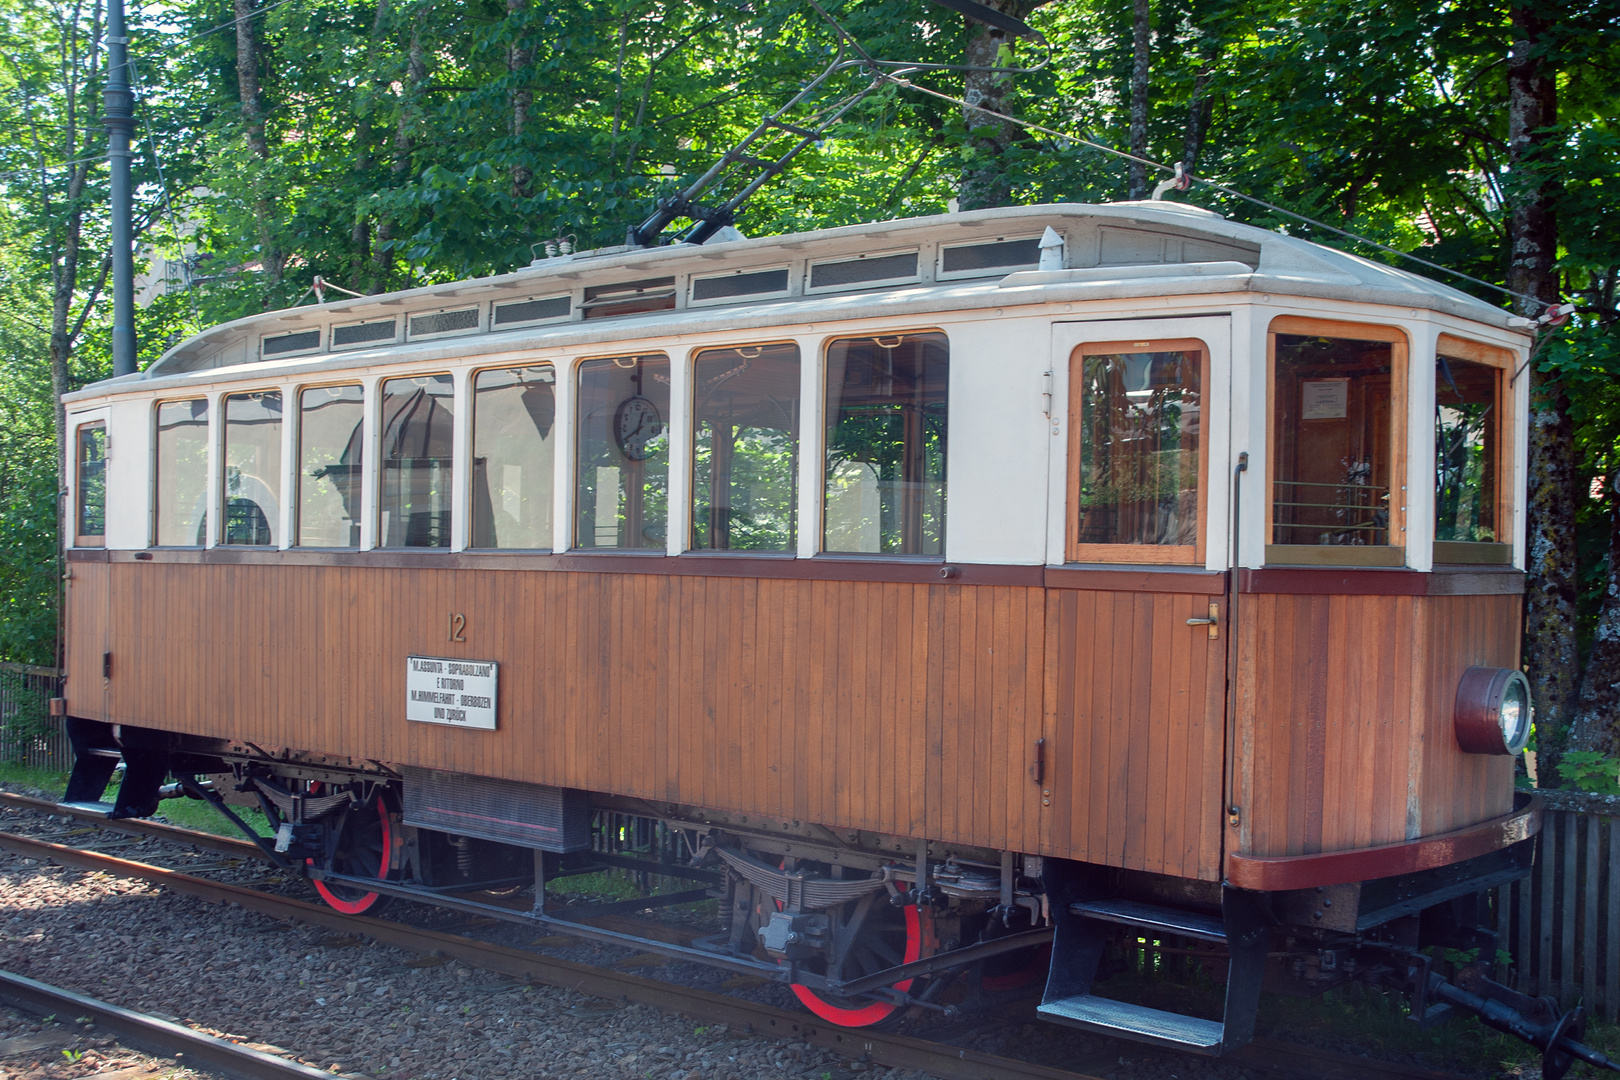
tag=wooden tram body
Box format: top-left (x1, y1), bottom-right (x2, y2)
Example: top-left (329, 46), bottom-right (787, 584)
top-left (59, 202), bottom-right (1545, 1054)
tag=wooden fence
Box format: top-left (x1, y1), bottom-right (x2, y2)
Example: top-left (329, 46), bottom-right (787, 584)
top-left (1498, 788), bottom-right (1620, 1020)
top-left (0, 664), bottom-right (69, 774)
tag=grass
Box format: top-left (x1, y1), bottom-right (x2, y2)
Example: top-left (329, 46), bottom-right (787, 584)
top-left (0, 760), bottom-right (274, 838)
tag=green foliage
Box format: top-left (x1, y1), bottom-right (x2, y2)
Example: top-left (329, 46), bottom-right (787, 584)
top-left (1562, 750), bottom-right (1620, 795)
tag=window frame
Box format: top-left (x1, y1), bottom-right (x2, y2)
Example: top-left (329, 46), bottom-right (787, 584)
top-left (74, 420), bottom-right (107, 548)
top-left (467, 361), bottom-right (557, 552)
top-left (294, 380), bottom-right (366, 549)
top-left (1065, 337), bottom-right (1210, 566)
top-left (151, 396), bottom-right (211, 548)
top-left (819, 328), bottom-right (950, 558)
top-left (688, 339), bottom-right (802, 554)
top-left (376, 371), bottom-right (457, 550)
top-left (1265, 315), bottom-right (1409, 567)
top-left (1433, 333), bottom-right (1513, 566)
top-left (572, 351), bottom-right (672, 551)
top-left (219, 387), bottom-right (285, 547)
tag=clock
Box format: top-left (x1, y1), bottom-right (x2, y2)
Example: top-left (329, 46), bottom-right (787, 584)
top-left (614, 395), bottom-right (664, 460)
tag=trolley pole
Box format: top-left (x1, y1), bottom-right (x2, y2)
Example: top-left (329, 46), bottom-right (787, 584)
top-left (104, 0), bottom-right (137, 378)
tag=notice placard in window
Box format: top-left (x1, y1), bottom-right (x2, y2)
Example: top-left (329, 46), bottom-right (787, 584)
top-left (406, 656), bottom-right (497, 730)
top-left (1301, 379), bottom-right (1349, 420)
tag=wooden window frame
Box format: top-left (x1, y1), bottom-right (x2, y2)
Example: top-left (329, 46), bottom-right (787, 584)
top-left (1265, 316), bottom-right (1408, 568)
top-left (1433, 333), bottom-right (1514, 565)
top-left (74, 420), bottom-right (106, 548)
top-left (467, 363), bottom-right (557, 552)
top-left (294, 381), bottom-right (366, 549)
top-left (1066, 337), bottom-right (1210, 567)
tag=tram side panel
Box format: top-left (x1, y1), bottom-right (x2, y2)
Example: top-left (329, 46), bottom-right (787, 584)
top-left (64, 557), bottom-right (1052, 855)
top-left (1232, 586), bottom-right (1519, 860)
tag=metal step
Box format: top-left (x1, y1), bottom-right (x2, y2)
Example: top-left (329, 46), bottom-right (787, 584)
top-left (1037, 994), bottom-right (1224, 1053)
top-left (1070, 898), bottom-right (1227, 943)
top-left (58, 800), bottom-right (116, 817)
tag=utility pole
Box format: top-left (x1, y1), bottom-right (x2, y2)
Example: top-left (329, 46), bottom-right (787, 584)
top-left (105, 0), bottom-right (137, 377)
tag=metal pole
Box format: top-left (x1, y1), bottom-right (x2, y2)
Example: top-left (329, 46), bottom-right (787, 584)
top-left (104, 0), bottom-right (137, 377)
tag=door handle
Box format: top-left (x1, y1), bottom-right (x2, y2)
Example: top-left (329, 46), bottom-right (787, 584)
top-left (1186, 602), bottom-right (1220, 640)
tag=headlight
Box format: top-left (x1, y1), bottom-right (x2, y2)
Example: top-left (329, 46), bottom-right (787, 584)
top-left (1454, 667), bottom-right (1533, 755)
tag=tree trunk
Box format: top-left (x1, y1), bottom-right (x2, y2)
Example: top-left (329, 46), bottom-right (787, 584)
top-left (508, 0), bottom-right (533, 201)
top-left (1571, 487), bottom-right (1620, 756)
top-left (1127, 0), bottom-right (1151, 198)
top-left (1509, 4), bottom-right (1575, 781)
top-left (957, 0), bottom-right (1049, 211)
top-left (1180, 45), bottom-right (1216, 177)
top-left (234, 0), bottom-right (283, 287)
top-left (350, 0), bottom-right (390, 293)
top-left (376, 14), bottom-right (426, 291)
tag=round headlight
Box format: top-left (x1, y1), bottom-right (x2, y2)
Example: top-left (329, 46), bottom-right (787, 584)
top-left (1454, 667), bottom-right (1534, 755)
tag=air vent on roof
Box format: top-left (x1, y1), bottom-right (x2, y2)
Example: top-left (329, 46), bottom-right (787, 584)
top-left (408, 306), bottom-right (480, 341)
top-left (331, 318), bottom-right (397, 349)
top-left (691, 267), bottom-right (790, 304)
top-left (938, 235), bottom-right (1042, 279)
top-left (581, 277), bottom-right (676, 320)
top-left (492, 294), bottom-right (570, 329)
top-left (807, 251), bottom-right (918, 291)
top-left (261, 329), bottom-right (321, 359)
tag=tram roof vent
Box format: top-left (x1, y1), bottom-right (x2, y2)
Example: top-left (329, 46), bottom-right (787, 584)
top-left (260, 329), bottom-right (322, 360)
top-left (937, 234), bottom-right (1043, 280)
top-left (408, 306), bottom-right (481, 341)
top-left (492, 293), bottom-right (571, 330)
top-left (581, 277), bottom-right (676, 320)
top-left (331, 317), bottom-right (398, 350)
top-left (807, 250), bottom-right (919, 292)
top-left (690, 266), bottom-right (791, 305)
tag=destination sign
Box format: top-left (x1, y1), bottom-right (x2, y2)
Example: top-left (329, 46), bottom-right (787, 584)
top-left (406, 656), bottom-right (498, 730)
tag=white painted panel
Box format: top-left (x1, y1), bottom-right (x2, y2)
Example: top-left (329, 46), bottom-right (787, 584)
top-left (552, 359), bottom-right (576, 551)
top-left (666, 345), bottom-right (692, 556)
top-left (1048, 316), bottom-right (1234, 569)
top-left (1405, 322), bottom-right (1440, 572)
top-left (450, 366), bottom-right (473, 551)
top-left (796, 334), bottom-right (824, 559)
top-left (946, 318), bottom-right (1053, 566)
top-left (100, 399), bottom-right (150, 549)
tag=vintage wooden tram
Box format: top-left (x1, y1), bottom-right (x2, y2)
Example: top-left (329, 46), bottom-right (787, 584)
top-left (58, 201), bottom-right (1577, 1063)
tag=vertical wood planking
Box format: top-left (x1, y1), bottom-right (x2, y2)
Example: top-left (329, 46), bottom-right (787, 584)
top-left (1563, 812), bottom-right (1578, 1003)
top-left (1586, 812), bottom-right (1600, 1013)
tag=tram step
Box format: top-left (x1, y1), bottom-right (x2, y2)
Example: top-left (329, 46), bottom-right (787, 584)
top-left (57, 800), bottom-right (116, 817)
top-left (1069, 898), bottom-right (1227, 943)
top-left (1037, 994), bottom-right (1225, 1052)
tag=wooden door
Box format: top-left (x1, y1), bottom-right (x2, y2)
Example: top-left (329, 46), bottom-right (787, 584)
top-left (1040, 318), bottom-right (1231, 881)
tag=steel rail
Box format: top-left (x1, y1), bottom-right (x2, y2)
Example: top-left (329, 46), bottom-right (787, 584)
top-left (0, 789), bottom-right (263, 860)
top-left (0, 803), bottom-right (1482, 1080)
top-left (0, 968), bottom-right (342, 1080)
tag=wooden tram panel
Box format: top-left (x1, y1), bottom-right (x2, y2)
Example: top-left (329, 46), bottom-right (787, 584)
top-left (64, 548), bottom-right (1520, 883)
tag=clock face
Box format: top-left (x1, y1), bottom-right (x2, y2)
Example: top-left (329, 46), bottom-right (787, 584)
top-left (614, 395), bottom-right (664, 461)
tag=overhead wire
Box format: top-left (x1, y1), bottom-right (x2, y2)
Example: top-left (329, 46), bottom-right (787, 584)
top-left (800, 0), bottom-right (1563, 316)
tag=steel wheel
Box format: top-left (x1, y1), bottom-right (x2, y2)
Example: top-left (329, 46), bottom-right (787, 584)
top-left (308, 790), bottom-right (394, 916)
top-left (788, 891), bottom-right (924, 1029)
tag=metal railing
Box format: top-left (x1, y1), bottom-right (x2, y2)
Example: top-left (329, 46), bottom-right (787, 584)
top-left (0, 665), bottom-right (68, 773)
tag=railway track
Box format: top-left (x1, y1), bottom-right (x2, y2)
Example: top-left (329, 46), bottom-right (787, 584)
top-left (0, 967), bottom-right (341, 1080)
top-left (0, 791), bottom-right (1481, 1080)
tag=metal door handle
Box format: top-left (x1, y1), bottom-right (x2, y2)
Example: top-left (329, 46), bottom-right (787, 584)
top-left (1186, 602), bottom-right (1220, 639)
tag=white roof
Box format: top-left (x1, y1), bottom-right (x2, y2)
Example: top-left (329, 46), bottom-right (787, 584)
top-left (71, 201), bottom-right (1526, 401)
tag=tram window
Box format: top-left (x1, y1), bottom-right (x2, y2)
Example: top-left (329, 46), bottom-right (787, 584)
top-left (472, 365), bottom-right (555, 549)
top-left (823, 333), bottom-right (948, 556)
top-left (1271, 330), bottom-right (1402, 555)
top-left (692, 343), bottom-right (800, 552)
top-left (380, 375), bottom-right (454, 548)
top-left (154, 399), bottom-right (209, 546)
top-left (576, 354), bottom-right (669, 550)
top-left (221, 391), bottom-right (283, 546)
top-left (1070, 341), bottom-right (1203, 562)
top-left (1435, 355), bottom-right (1501, 546)
top-left (75, 422), bottom-right (107, 546)
top-left (297, 384), bottom-right (364, 547)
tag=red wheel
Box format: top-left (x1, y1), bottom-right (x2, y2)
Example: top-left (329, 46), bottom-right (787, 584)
top-left (308, 791), bottom-right (394, 915)
top-left (788, 901), bottom-right (924, 1028)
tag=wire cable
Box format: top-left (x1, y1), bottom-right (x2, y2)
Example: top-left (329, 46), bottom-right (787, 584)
top-left (884, 74), bottom-right (1558, 313)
